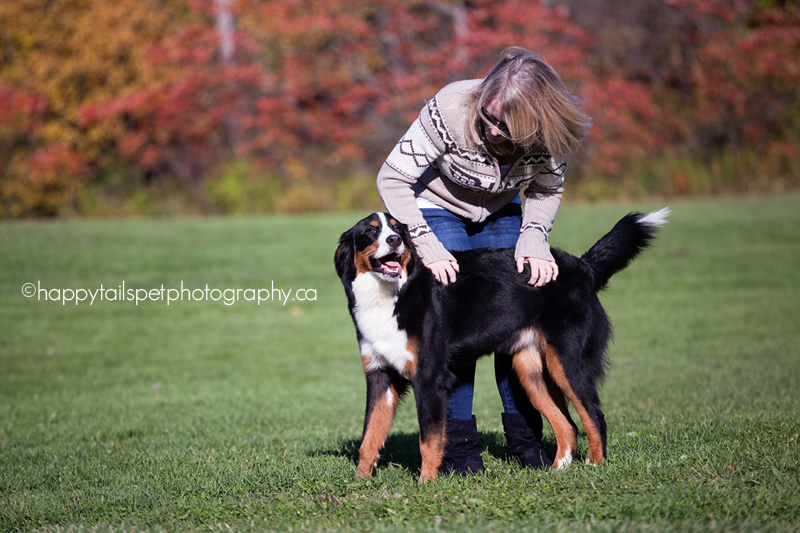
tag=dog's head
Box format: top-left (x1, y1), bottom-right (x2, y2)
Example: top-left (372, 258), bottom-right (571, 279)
top-left (335, 212), bottom-right (415, 284)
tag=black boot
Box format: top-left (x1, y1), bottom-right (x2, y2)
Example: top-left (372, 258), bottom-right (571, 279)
top-left (502, 412), bottom-right (553, 469)
top-left (439, 416), bottom-right (485, 476)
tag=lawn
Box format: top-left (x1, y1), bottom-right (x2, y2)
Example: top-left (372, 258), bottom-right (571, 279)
top-left (1, 194), bottom-right (799, 531)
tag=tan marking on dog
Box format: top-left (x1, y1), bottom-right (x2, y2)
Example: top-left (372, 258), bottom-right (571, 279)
top-left (509, 328), bottom-right (544, 367)
top-left (354, 241), bottom-right (379, 275)
top-left (398, 247), bottom-right (412, 275)
top-left (545, 346), bottom-right (605, 465)
top-left (356, 383), bottom-right (400, 478)
top-left (512, 344), bottom-right (577, 470)
top-left (361, 355), bottom-right (373, 374)
top-left (402, 338), bottom-right (418, 377)
top-left (369, 220), bottom-right (379, 227)
top-left (419, 424), bottom-right (446, 483)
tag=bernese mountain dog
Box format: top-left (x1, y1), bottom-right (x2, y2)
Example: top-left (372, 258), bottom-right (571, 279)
top-left (334, 209), bottom-right (669, 482)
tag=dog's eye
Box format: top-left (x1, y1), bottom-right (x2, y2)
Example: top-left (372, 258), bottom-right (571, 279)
top-left (366, 227), bottom-right (378, 235)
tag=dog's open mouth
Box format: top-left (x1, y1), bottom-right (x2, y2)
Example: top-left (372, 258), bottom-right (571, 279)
top-left (370, 253), bottom-right (403, 277)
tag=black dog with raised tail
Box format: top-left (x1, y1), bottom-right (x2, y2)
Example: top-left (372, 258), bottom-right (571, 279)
top-left (335, 209), bottom-right (668, 482)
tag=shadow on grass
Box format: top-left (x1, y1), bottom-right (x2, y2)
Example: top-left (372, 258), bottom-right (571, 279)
top-left (314, 430), bottom-right (557, 477)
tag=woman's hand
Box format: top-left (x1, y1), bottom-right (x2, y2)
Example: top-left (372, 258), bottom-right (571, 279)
top-left (427, 259), bottom-right (460, 286)
top-left (516, 257), bottom-right (559, 287)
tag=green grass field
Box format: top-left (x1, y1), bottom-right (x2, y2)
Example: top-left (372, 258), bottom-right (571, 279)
top-left (2, 194), bottom-right (799, 532)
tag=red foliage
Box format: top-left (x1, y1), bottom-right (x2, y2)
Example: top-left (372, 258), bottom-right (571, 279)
top-left (77, 0), bottom-right (604, 184)
top-left (3, 0), bottom-right (799, 215)
top-left (0, 87), bottom-right (48, 134)
top-left (669, 0), bottom-right (800, 148)
top-left (1, 142), bottom-right (88, 216)
top-left (582, 78), bottom-right (661, 175)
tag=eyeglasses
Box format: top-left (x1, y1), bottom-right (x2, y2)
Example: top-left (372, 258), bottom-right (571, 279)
top-left (481, 106), bottom-right (510, 136)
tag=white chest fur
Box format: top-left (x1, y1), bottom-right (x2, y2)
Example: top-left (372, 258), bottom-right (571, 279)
top-left (351, 272), bottom-right (413, 373)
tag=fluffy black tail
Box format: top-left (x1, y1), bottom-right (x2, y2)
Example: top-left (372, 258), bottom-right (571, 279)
top-left (581, 208), bottom-right (670, 292)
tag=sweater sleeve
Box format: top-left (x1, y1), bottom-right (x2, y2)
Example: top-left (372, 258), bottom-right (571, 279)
top-left (515, 157), bottom-right (566, 262)
top-left (376, 106), bottom-right (455, 265)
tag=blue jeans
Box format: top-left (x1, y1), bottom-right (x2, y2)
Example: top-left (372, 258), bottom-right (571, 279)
top-left (421, 203), bottom-right (537, 421)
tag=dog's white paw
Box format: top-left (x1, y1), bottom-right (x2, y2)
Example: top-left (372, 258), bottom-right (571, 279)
top-left (556, 448), bottom-right (573, 470)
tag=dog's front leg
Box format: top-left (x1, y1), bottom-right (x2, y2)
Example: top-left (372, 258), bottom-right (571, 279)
top-left (357, 359), bottom-right (406, 477)
top-left (411, 376), bottom-right (448, 483)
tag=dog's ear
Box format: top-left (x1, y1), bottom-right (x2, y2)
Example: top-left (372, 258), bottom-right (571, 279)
top-left (334, 228), bottom-right (356, 280)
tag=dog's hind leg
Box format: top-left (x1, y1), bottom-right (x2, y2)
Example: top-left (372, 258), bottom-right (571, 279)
top-left (357, 360), bottom-right (407, 477)
top-left (545, 375), bottom-right (579, 446)
top-left (544, 347), bottom-right (607, 465)
top-left (512, 347), bottom-right (578, 470)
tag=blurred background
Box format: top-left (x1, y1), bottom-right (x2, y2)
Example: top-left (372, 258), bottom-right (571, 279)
top-left (1, 0), bottom-right (798, 218)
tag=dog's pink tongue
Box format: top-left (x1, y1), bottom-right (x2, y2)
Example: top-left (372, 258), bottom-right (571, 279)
top-left (384, 261), bottom-right (401, 272)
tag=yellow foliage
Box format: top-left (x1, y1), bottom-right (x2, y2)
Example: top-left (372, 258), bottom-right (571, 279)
top-left (0, 0), bottom-right (177, 214)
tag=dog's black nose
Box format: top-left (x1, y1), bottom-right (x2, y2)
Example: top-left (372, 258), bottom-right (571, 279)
top-left (386, 234), bottom-right (401, 248)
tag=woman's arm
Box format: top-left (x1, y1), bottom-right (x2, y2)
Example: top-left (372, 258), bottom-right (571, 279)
top-left (376, 107), bottom-right (455, 266)
top-left (514, 157), bottom-right (566, 285)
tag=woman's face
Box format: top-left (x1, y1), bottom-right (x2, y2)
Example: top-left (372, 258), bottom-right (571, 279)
top-left (483, 99), bottom-right (509, 145)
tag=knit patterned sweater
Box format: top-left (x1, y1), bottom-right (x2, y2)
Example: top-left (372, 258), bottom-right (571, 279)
top-left (377, 79), bottom-right (566, 265)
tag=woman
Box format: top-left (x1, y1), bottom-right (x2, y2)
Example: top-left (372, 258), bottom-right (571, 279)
top-left (376, 47), bottom-right (591, 474)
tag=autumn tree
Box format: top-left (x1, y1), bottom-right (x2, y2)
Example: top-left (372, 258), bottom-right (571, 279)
top-left (556, 0), bottom-right (800, 192)
top-left (1, 0), bottom-right (798, 216)
top-left (0, 0), bottom-right (176, 215)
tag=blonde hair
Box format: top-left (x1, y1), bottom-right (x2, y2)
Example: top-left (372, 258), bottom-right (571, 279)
top-left (464, 47), bottom-right (591, 161)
